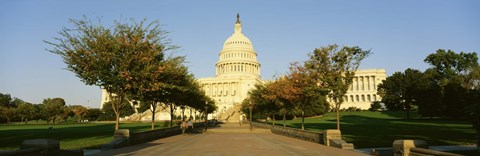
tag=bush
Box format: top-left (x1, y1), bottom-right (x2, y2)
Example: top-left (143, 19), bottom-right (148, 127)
top-left (346, 106), bottom-right (362, 112)
top-left (369, 101), bottom-right (382, 111)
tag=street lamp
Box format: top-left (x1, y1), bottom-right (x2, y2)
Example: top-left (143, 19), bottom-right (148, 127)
top-left (249, 101), bottom-right (253, 132)
top-left (204, 101), bottom-right (208, 132)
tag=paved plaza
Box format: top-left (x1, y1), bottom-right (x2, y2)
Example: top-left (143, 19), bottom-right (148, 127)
top-left (91, 123), bottom-right (367, 156)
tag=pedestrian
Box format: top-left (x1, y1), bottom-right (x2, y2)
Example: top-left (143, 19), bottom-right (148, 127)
top-left (181, 119), bottom-right (187, 135)
top-left (187, 118), bottom-right (194, 134)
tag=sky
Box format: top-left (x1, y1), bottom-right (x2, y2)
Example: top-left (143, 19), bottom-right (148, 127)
top-left (0, 0), bottom-right (479, 108)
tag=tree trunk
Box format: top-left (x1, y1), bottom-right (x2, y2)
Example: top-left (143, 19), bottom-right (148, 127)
top-left (283, 114), bottom-right (286, 127)
top-left (265, 113), bottom-right (268, 124)
top-left (272, 115), bottom-right (275, 126)
top-left (406, 109), bottom-right (410, 120)
top-left (336, 104), bottom-right (340, 130)
top-left (182, 108), bottom-right (185, 121)
top-left (190, 108), bottom-right (193, 119)
top-left (169, 104), bottom-right (174, 127)
top-left (110, 93), bottom-right (122, 130)
top-left (151, 102), bottom-right (156, 130)
top-left (115, 111), bottom-right (120, 130)
top-left (301, 110), bottom-right (305, 130)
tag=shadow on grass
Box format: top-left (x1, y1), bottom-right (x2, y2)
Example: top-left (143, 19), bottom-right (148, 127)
top-left (0, 124), bottom-right (116, 149)
top-left (290, 114), bottom-right (475, 148)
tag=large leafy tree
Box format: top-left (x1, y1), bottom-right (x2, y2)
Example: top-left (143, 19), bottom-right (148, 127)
top-left (46, 17), bottom-right (176, 129)
top-left (42, 98), bottom-right (66, 123)
top-left (466, 89), bottom-right (480, 147)
top-left (70, 105), bottom-right (88, 123)
top-left (288, 62), bottom-right (327, 130)
top-left (15, 102), bottom-right (36, 123)
top-left (0, 93), bottom-right (13, 108)
top-left (304, 44), bottom-right (370, 130)
top-left (378, 68), bottom-right (425, 119)
top-left (422, 49), bottom-right (479, 118)
top-left (264, 77), bottom-right (296, 127)
top-left (84, 108), bottom-right (102, 121)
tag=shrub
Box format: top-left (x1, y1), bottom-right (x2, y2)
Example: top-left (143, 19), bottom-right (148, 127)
top-left (369, 101), bottom-right (382, 111)
top-left (346, 106), bottom-right (362, 112)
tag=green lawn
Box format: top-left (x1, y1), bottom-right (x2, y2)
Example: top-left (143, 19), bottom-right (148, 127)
top-left (0, 122), bottom-right (171, 150)
top-left (272, 111), bottom-right (476, 148)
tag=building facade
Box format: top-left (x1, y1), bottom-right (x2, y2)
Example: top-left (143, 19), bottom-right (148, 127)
top-left (100, 14), bottom-right (387, 120)
top-left (341, 69), bottom-right (387, 109)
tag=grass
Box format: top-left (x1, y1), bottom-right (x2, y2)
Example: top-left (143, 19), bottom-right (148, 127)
top-left (271, 111), bottom-right (477, 148)
top-left (0, 122), bottom-right (172, 150)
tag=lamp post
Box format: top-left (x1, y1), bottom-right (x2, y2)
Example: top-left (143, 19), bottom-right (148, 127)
top-left (204, 101), bottom-right (208, 132)
top-left (249, 101), bottom-right (253, 132)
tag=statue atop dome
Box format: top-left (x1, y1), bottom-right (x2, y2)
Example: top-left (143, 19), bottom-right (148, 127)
top-left (236, 13), bottom-right (241, 24)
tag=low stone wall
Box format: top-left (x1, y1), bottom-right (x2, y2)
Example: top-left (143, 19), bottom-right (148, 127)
top-left (251, 122), bottom-right (274, 129)
top-left (251, 122), bottom-right (323, 144)
top-left (103, 122), bottom-right (209, 150)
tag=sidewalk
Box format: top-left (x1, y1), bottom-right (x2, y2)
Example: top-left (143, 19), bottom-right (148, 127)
top-left (90, 123), bottom-right (367, 156)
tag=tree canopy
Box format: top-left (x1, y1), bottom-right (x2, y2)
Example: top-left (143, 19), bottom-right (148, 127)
top-left (46, 17), bottom-right (178, 129)
top-left (304, 44), bottom-right (371, 130)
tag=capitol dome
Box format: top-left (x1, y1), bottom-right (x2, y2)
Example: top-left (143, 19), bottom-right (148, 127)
top-left (222, 27), bottom-right (254, 50)
top-left (216, 14), bottom-right (261, 79)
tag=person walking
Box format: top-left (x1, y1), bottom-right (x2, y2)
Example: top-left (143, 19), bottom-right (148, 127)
top-left (181, 120), bottom-right (187, 135)
top-left (187, 118), bottom-right (194, 134)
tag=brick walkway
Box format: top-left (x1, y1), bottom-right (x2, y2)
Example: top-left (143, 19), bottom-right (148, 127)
top-left (91, 123), bottom-right (367, 156)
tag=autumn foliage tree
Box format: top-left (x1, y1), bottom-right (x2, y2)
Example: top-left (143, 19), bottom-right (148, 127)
top-left (304, 44), bottom-right (370, 130)
top-left (46, 17), bottom-right (176, 130)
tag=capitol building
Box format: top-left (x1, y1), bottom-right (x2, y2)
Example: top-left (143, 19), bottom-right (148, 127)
top-left (197, 14), bottom-right (263, 121)
top-left (101, 14), bottom-right (386, 121)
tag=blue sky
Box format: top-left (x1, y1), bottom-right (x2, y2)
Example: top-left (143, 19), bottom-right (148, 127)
top-left (0, 0), bottom-right (479, 108)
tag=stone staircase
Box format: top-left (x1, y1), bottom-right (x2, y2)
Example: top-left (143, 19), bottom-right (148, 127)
top-left (216, 104), bottom-right (243, 122)
top-left (207, 122), bottom-right (271, 134)
top-left (122, 107), bottom-right (170, 121)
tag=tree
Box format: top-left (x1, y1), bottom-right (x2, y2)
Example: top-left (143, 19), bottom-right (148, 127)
top-left (0, 93), bottom-right (13, 108)
top-left (422, 49), bottom-right (479, 118)
top-left (46, 17), bottom-right (177, 130)
top-left (369, 101), bottom-right (382, 111)
top-left (466, 89), bottom-right (480, 147)
top-left (265, 77), bottom-right (296, 127)
top-left (15, 102), bottom-right (36, 123)
top-left (287, 62), bottom-right (328, 130)
top-left (32, 104), bottom-right (47, 122)
top-left (378, 68), bottom-right (425, 119)
top-left (70, 105), bottom-right (87, 123)
top-left (130, 55), bottom-right (202, 129)
top-left (42, 98), bottom-right (66, 123)
top-left (101, 100), bottom-right (134, 121)
top-left (304, 44), bottom-right (370, 130)
top-left (424, 49), bottom-right (478, 86)
top-left (84, 108), bottom-right (102, 121)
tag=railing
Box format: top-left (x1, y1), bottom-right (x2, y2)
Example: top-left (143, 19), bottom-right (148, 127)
top-left (410, 147), bottom-right (462, 156)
